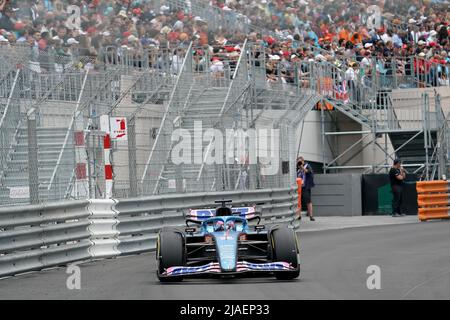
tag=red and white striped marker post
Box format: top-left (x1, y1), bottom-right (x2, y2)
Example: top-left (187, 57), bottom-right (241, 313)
top-left (74, 111), bottom-right (89, 198)
top-left (100, 115), bottom-right (113, 198)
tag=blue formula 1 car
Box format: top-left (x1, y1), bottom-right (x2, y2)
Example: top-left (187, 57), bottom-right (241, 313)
top-left (156, 200), bottom-right (300, 282)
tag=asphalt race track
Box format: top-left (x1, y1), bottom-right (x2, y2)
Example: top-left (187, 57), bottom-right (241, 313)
top-left (1, 222), bottom-right (450, 299)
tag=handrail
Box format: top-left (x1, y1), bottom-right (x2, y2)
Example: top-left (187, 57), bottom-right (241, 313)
top-left (196, 39), bottom-right (248, 182)
top-left (0, 69), bottom-right (20, 130)
top-left (218, 39), bottom-right (248, 117)
top-left (140, 42), bottom-right (193, 184)
top-left (0, 69), bottom-right (21, 184)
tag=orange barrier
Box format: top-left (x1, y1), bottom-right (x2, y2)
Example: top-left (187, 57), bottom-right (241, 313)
top-left (416, 180), bottom-right (450, 222)
top-left (296, 178), bottom-right (303, 210)
top-left (417, 194), bottom-right (450, 207)
top-left (415, 180), bottom-right (448, 194)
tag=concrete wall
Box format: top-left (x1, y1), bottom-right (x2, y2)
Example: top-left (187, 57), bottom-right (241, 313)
top-left (108, 95), bottom-right (164, 193)
top-left (333, 112), bottom-right (364, 171)
top-left (310, 173), bottom-right (362, 216)
top-left (296, 110), bottom-right (334, 164)
top-left (308, 110), bottom-right (395, 173)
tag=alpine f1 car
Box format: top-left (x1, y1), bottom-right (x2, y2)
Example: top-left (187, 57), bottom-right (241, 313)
top-left (156, 200), bottom-right (300, 282)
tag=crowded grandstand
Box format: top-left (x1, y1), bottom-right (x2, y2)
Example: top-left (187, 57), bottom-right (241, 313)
top-left (0, 0), bottom-right (448, 86)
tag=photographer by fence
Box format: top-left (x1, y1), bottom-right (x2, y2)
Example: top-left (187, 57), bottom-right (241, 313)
top-left (296, 156), bottom-right (315, 221)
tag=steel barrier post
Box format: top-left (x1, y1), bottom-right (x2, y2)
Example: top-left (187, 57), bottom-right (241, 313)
top-left (128, 118), bottom-right (138, 197)
top-left (27, 108), bottom-right (39, 204)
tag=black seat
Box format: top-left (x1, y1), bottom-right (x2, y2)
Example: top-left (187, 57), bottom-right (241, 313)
top-left (216, 207), bottom-right (232, 216)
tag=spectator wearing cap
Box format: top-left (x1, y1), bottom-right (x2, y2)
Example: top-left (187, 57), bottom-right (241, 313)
top-left (360, 48), bottom-right (373, 70)
top-left (67, 37), bottom-right (79, 46)
top-left (414, 52), bottom-right (431, 87)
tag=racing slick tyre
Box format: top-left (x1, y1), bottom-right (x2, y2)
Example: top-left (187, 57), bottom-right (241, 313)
top-left (157, 228), bottom-right (185, 282)
top-left (271, 227), bottom-right (300, 280)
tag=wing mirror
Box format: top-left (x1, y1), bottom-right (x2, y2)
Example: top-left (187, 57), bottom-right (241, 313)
top-left (186, 219), bottom-right (203, 227)
top-left (246, 215), bottom-right (261, 225)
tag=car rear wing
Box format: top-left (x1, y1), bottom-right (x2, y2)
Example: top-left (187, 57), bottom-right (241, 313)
top-left (186, 207), bottom-right (258, 221)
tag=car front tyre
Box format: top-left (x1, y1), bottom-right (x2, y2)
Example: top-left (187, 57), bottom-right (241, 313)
top-left (271, 227), bottom-right (300, 280)
top-left (157, 229), bottom-right (185, 282)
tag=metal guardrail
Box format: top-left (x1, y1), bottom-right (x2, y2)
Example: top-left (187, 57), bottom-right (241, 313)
top-left (0, 187), bottom-right (298, 278)
top-left (115, 187), bottom-right (298, 255)
top-left (0, 200), bottom-right (91, 278)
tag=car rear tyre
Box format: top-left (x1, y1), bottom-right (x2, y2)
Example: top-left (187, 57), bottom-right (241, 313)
top-left (271, 227), bottom-right (300, 280)
top-left (157, 229), bottom-right (185, 282)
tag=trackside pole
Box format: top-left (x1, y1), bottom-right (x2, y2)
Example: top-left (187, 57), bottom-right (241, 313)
top-left (74, 111), bottom-right (89, 199)
top-left (100, 115), bottom-right (113, 198)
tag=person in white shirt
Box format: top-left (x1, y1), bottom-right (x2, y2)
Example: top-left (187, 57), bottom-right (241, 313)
top-left (345, 61), bottom-right (358, 102)
top-left (360, 51), bottom-right (372, 70)
top-left (171, 49), bottom-right (184, 75)
top-left (210, 57), bottom-right (224, 76)
top-left (345, 63), bottom-right (357, 81)
top-left (381, 30), bottom-right (393, 44)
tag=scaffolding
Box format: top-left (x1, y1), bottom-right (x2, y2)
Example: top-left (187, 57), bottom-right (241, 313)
top-left (312, 58), bottom-right (450, 180)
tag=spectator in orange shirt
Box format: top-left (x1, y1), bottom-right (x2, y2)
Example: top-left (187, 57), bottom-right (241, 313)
top-left (338, 28), bottom-right (350, 42)
top-left (350, 32), bottom-right (363, 45)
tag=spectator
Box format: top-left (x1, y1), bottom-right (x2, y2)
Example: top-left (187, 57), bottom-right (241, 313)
top-left (389, 159), bottom-right (406, 217)
top-left (171, 48), bottom-right (184, 75)
top-left (0, 7), bottom-right (15, 31)
top-left (210, 56), bottom-right (224, 77)
top-left (0, 0), bottom-right (446, 92)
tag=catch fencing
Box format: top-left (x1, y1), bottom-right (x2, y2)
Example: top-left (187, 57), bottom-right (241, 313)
top-left (0, 187), bottom-right (298, 278)
top-left (1, 39), bottom-right (449, 207)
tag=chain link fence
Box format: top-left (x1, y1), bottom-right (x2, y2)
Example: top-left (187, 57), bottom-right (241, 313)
top-left (2, 37), bottom-right (447, 206)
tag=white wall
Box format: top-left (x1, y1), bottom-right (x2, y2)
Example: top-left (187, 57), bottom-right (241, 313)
top-left (295, 110), bottom-right (334, 164)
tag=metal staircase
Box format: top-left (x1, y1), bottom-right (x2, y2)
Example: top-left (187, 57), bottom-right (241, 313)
top-left (140, 42), bottom-right (195, 195)
top-left (158, 86), bottom-right (230, 194)
top-left (388, 130), bottom-right (436, 172)
top-left (0, 126), bottom-right (68, 204)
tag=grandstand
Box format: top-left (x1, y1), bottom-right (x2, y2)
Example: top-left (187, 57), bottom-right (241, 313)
top-left (0, 0), bottom-right (449, 206)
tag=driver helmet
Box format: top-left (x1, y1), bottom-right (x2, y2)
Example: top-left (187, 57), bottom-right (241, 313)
top-left (214, 220), bottom-right (224, 231)
top-left (226, 221), bottom-right (236, 231)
